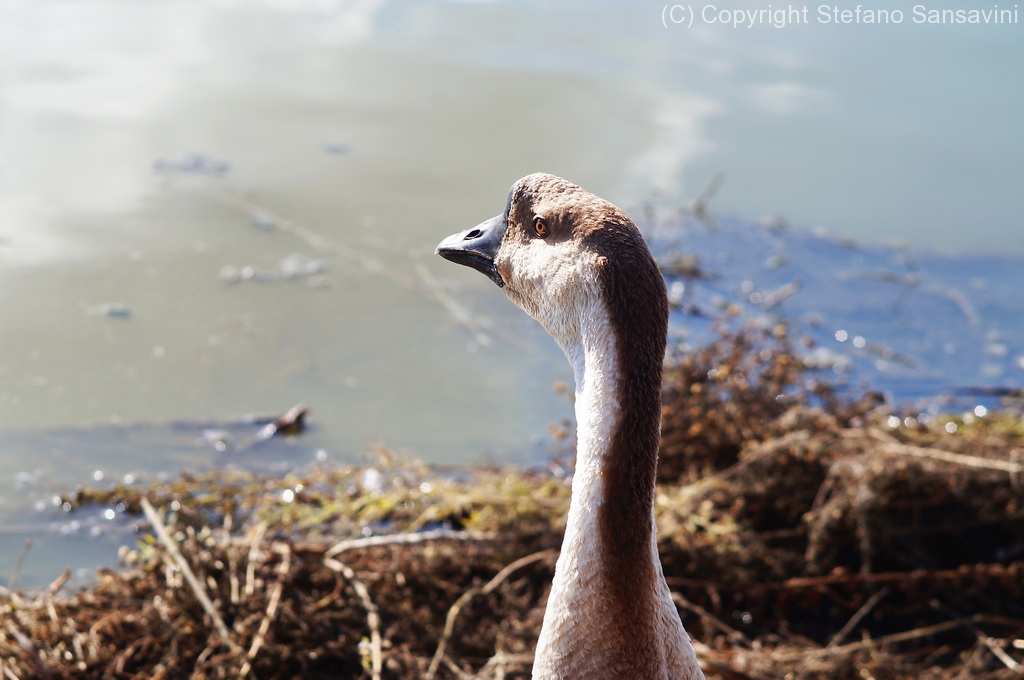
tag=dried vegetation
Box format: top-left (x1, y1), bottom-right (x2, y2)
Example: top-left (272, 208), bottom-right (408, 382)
top-left (2, 325), bottom-right (1024, 679)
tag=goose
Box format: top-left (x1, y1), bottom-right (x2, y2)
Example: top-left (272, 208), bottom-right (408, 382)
top-left (436, 173), bottom-right (705, 680)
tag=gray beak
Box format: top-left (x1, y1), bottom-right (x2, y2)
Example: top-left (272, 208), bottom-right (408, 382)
top-left (435, 214), bottom-right (507, 287)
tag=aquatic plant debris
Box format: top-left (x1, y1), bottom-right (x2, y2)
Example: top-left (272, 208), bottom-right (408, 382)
top-left (2, 325), bottom-right (1023, 679)
top-left (152, 152), bottom-right (231, 176)
top-left (86, 302), bottom-right (132, 318)
top-left (646, 211), bottom-right (1024, 410)
top-left (219, 254), bottom-right (329, 285)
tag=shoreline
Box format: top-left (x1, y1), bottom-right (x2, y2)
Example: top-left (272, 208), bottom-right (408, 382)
top-left (2, 325), bottom-right (1022, 678)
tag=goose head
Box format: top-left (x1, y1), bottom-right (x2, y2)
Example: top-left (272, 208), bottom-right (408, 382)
top-left (436, 173), bottom-right (663, 351)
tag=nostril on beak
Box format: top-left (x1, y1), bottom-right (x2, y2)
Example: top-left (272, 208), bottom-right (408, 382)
top-left (464, 229), bottom-right (482, 240)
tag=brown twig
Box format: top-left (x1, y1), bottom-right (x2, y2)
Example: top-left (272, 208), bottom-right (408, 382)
top-left (244, 522), bottom-right (267, 600)
top-left (478, 651), bottom-right (535, 677)
top-left (828, 586), bottom-right (890, 648)
top-left (9, 628), bottom-right (52, 678)
top-left (45, 569), bottom-right (71, 597)
top-left (672, 591), bottom-right (750, 646)
top-left (943, 602), bottom-right (1024, 674)
top-left (981, 635), bottom-right (1024, 673)
top-left (687, 173), bottom-right (725, 229)
top-left (861, 428), bottom-right (1024, 473)
top-left (668, 562), bottom-right (1024, 592)
top-left (323, 557), bottom-right (383, 680)
top-left (324, 529), bottom-right (497, 559)
top-left (240, 543), bottom-right (291, 678)
top-left (775, 618), bottom-right (973, 662)
top-left (425, 550), bottom-right (554, 680)
top-left (6, 540), bottom-right (33, 590)
top-left (140, 497), bottom-right (241, 654)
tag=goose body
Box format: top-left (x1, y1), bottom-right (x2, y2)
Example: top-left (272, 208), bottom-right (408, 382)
top-left (437, 173), bottom-right (704, 680)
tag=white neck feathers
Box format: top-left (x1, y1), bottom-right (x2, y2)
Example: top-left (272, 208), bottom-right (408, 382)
top-left (531, 298), bottom-right (704, 680)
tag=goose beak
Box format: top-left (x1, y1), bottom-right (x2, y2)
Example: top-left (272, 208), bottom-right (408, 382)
top-left (435, 214), bottom-right (507, 288)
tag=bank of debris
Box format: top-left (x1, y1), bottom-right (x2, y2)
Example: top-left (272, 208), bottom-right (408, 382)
top-left (2, 325), bottom-right (1023, 679)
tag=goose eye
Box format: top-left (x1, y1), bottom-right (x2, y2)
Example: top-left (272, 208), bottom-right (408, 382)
top-left (533, 216), bottom-right (549, 239)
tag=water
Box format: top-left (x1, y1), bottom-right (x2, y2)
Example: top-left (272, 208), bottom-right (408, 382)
top-left (648, 216), bottom-right (1024, 404)
top-left (1, 0), bottom-right (1021, 588)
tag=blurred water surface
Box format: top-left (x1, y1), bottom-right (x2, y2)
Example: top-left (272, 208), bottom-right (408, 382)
top-left (0, 0), bottom-right (1021, 587)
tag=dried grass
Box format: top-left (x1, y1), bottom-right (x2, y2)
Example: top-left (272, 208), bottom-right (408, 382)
top-left (2, 325), bottom-right (1023, 679)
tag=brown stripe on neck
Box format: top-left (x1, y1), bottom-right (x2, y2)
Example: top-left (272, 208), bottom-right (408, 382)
top-left (585, 216), bottom-right (669, 601)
